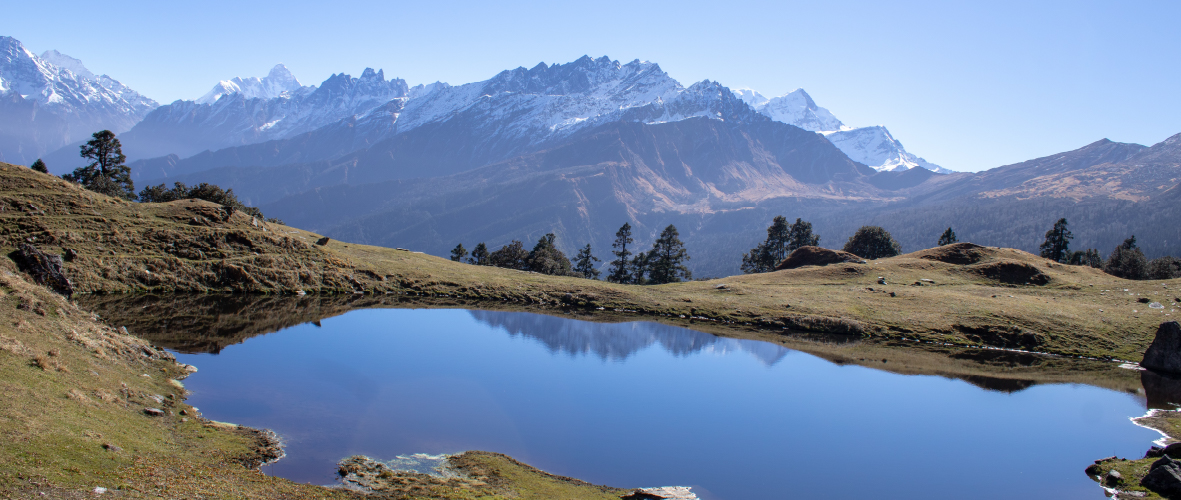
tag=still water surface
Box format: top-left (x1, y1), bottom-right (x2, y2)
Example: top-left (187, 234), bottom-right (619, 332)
top-left (170, 308), bottom-right (1155, 499)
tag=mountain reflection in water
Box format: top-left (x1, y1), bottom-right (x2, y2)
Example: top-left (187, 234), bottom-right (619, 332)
top-left (154, 307), bottom-right (1157, 500)
top-left (468, 310), bottom-right (788, 366)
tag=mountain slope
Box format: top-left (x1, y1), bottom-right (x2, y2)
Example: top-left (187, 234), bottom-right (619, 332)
top-left (253, 117), bottom-right (875, 276)
top-left (0, 36), bottom-right (157, 164)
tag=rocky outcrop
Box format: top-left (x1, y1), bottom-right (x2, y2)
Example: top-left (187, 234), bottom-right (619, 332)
top-left (16, 243), bottom-right (73, 297)
top-left (1143, 322), bottom-right (1181, 374)
top-left (775, 246), bottom-right (865, 270)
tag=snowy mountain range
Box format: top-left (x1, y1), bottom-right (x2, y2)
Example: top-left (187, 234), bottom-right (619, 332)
top-left (116, 54), bottom-right (948, 175)
top-left (107, 66), bottom-right (411, 162)
top-left (733, 87), bottom-right (951, 173)
top-left (0, 36), bottom-right (157, 164)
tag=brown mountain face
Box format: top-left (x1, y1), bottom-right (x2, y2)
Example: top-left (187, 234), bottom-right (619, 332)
top-left (978, 133), bottom-right (1181, 201)
top-left (262, 117), bottom-right (878, 251)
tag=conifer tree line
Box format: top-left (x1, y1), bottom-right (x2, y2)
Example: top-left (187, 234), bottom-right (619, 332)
top-left (1037, 218), bottom-right (1181, 280)
top-left (29, 130), bottom-right (278, 222)
top-left (452, 233), bottom-right (598, 279)
top-left (454, 223), bottom-right (692, 284)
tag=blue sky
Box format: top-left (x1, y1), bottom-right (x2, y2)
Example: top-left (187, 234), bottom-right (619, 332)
top-left (5, 0), bottom-right (1177, 171)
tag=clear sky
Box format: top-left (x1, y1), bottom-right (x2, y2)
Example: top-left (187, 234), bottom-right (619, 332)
top-left (5, 0), bottom-right (1177, 172)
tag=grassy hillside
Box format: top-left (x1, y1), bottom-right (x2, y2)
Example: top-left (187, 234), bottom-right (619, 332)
top-left (2, 162), bottom-right (1177, 361)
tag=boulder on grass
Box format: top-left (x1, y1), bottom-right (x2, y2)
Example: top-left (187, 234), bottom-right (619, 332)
top-left (1143, 455), bottom-right (1181, 498)
top-left (1142, 322), bottom-right (1181, 374)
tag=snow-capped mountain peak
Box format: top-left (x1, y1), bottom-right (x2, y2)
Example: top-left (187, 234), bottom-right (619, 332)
top-left (196, 64), bottom-right (303, 104)
top-left (732, 88), bottom-right (769, 108)
top-left (39, 50), bottom-right (94, 79)
top-left (750, 88), bottom-right (845, 132)
top-left (730, 85), bottom-right (951, 173)
top-left (822, 126), bottom-right (951, 173)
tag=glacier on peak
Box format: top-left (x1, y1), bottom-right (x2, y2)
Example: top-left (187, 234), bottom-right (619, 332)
top-left (196, 64), bottom-right (304, 104)
top-left (731, 86), bottom-right (950, 173)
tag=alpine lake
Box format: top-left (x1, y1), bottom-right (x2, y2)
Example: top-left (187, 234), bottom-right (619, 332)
top-left (79, 294), bottom-right (1171, 499)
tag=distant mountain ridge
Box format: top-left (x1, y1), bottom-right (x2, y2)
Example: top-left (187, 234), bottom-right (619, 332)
top-left (0, 36), bottom-right (157, 164)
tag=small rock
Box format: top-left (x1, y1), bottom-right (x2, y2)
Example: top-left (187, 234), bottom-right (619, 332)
top-left (102, 443), bottom-right (121, 452)
top-left (143, 408), bottom-right (164, 417)
top-left (1106, 469), bottom-right (1124, 485)
top-left (714, 284), bottom-right (727, 289)
top-left (877, 277), bottom-right (887, 285)
top-left (1140, 298), bottom-right (1152, 304)
top-left (93, 487), bottom-right (107, 494)
top-left (315, 237), bottom-right (331, 246)
top-left (1147, 445), bottom-right (1166, 458)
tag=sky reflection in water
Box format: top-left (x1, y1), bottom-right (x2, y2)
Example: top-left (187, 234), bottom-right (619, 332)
top-left (171, 308), bottom-right (1155, 499)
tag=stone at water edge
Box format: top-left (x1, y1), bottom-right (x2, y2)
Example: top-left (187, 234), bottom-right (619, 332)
top-left (620, 487), bottom-right (697, 500)
top-left (1142, 455), bottom-right (1181, 497)
top-left (1142, 322), bottom-right (1181, 374)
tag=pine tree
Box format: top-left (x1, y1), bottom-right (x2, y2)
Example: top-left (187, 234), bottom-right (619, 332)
top-left (742, 216), bottom-right (811, 274)
top-left (1148, 256), bottom-right (1181, 280)
top-left (938, 227), bottom-right (958, 246)
top-left (30, 159), bottom-right (48, 174)
top-left (450, 243), bottom-right (468, 262)
top-left (631, 250), bottom-right (651, 285)
top-left (1120, 235), bottom-right (1138, 250)
top-left (1105, 245), bottom-right (1148, 280)
top-left (489, 240), bottom-right (529, 270)
top-left (787, 218), bottom-right (820, 253)
top-left (573, 244), bottom-right (601, 280)
top-left (63, 130), bottom-right (135, 200)
top-left (843, 226), bottom-right (902, 260)
top-left (468, 243), bottom-right (489, 265)
top-left (647, 224), bottom-right (691, 284)
top-left (526, 233), bottom-right (573, 275)
top-left (1038, 218), bottom-right (1072, 263)
top-left (607, 223), bottom-right (634, 284)
top-left (740, 242), bottom-right (771, 274)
